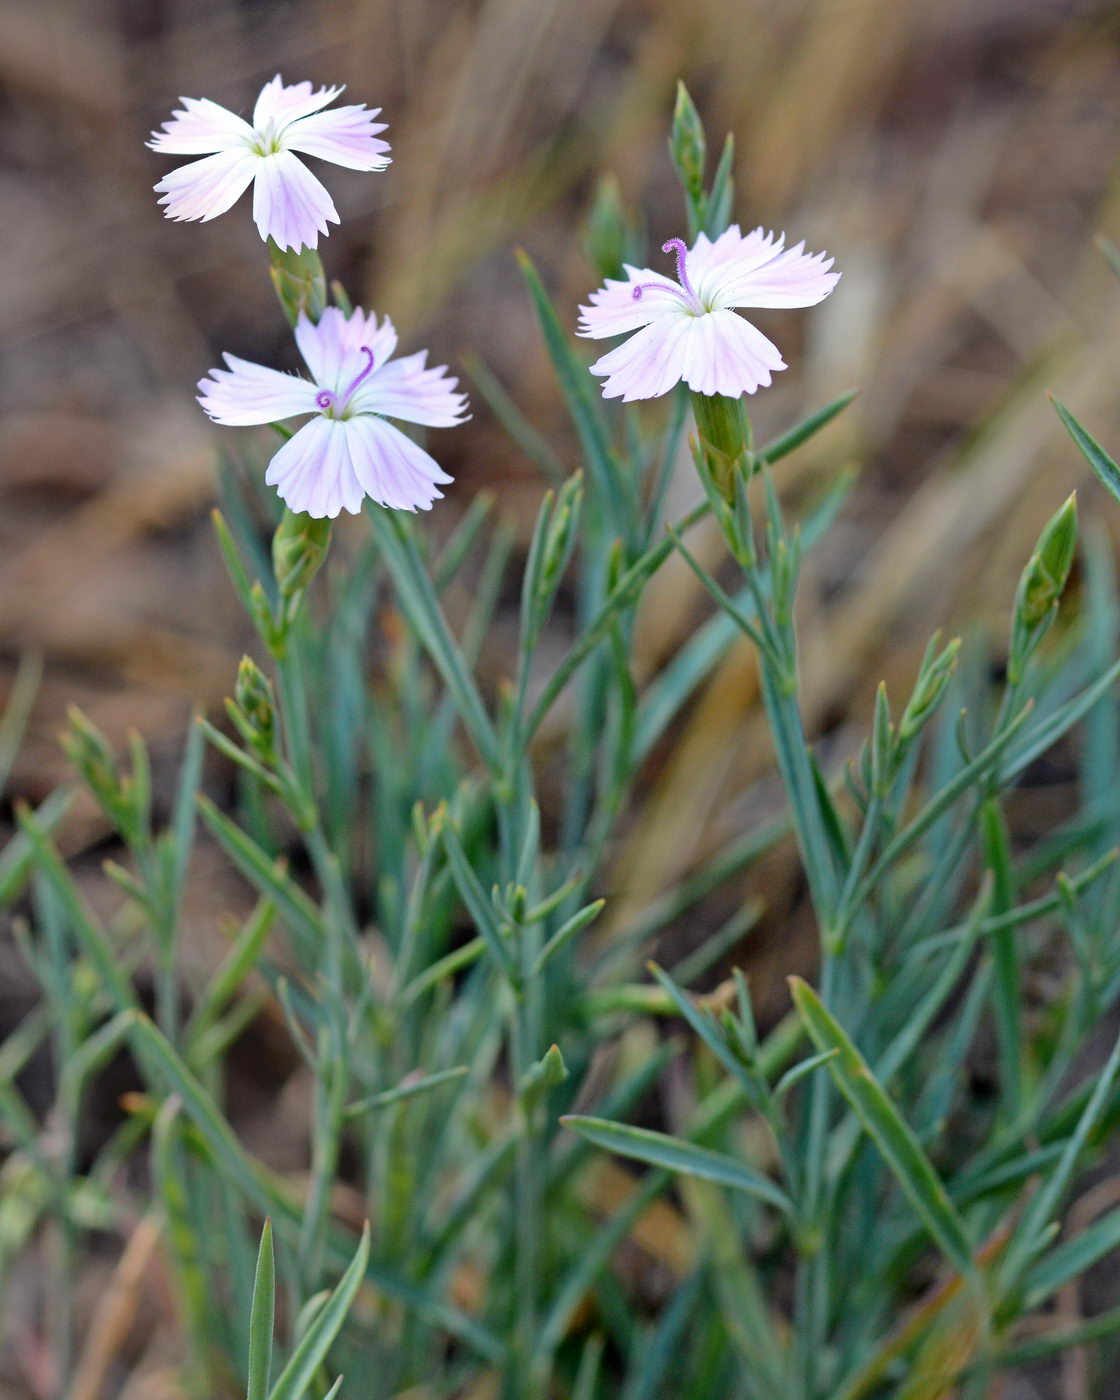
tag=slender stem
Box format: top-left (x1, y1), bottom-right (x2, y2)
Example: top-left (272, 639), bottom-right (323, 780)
top-left (793, 952), bottom-right (837, 1399)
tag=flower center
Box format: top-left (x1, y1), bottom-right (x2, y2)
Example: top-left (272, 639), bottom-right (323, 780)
top-left (316, 346), bottom-right (375, 417)
top-left (631, 237), bottom-right (705, 314)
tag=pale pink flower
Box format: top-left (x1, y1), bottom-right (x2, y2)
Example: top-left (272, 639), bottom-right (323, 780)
top-left (578, 226), bottom-right (839, 402)
top-left (149, 75), bottom-right (390, 251)
top-left (198, 307), bottom-right (466, 518)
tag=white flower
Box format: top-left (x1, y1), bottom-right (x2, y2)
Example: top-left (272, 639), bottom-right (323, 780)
top-left (197, 306), bottom-right (466, 518)
top-left (149, 75), bottom-right (390, 251)
top-left (578, 227), bottom-right (840, 401)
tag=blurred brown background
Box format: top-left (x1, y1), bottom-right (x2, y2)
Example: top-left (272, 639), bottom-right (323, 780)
top-left (4, 0), bottom-right (1120, 948)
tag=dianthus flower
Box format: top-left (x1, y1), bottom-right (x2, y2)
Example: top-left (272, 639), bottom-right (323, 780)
top-left (197, 307), bottom-right (465, 518)
top-left (149, 75), bottom-right (390, 251)
top-left (578, 226), bottom-right (839, 402)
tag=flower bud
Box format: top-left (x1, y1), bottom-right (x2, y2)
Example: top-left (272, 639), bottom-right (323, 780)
top-left (61, 708), bottom-right (148, 843)
top-left (272, 509), bottom-right (332, 602)
top-left (521, 475), bottom-right (584, 653)
top-left (583, 175), bottom-right (641, 283)
top-left (268, 239), bottom-right (327, 328)
top-left (1009, 493), bottom-right (1077, 683)
top-left (1021, 493), bottom-right (1078, 627)
top-left (669, 82), bottom-right (707, 203)
top-left (870, 682), bottom-right (894, 796)
top-left (898, 634), bottom-right (960, 743)
top-left (690, 391), bottom-right (754, 504)
top-left (518, 1043), bottom-right (569, 1113)
top-left (233, 656), bottom-right (276, 758)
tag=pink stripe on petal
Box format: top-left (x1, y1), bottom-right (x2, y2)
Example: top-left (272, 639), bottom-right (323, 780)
top-left (197, 354), bottom-right (320, 425)
top-left (253, 76), bottom-right (344, 132)
top-left (155, 149), bottom-right (258, 223)
top-left (252, 151), bottom-right (338, 251)
top-left (346, 415), bottom-right (452, 512)
top-left (355, 352), bottom-right (468, 427)
top-left (148, 96), bottom-right (256, 154)
top-left (284, 105), bottom-right (391, 171)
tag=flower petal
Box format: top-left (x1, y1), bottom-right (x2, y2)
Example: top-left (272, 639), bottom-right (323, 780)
top-left (253, 76), bottom-right (344, 132)
top-left (252, 151), bottom-right (338, 251)
top-left (197, 354), bottom-right (320, 426)
top-left (694, 226), bottom-right (840, 309)
top-left (154, 149), bottom-right (259, 224)
top-left (354, 351), bottom-right (468, 427)
top-left (678, 310), bottom-right (786, 396)
top-left (295, 308), bottom-right (398, 393)
top-left (588, 316), bottom-right (696, 402)
top-left (688, 225), bottom-right (782, 302)
top-left (148, 96), bottom-right (256, 155)
top-left (265, 417), bottom-right (366, 519)
top-left (588, 309), bottom-right (787, 401)
top-left (346, 415), bottom-right (453, 512)
top-left (283, 104), bottom-right (391, 171)
top-left (577, 266), bottom-right (684, 339)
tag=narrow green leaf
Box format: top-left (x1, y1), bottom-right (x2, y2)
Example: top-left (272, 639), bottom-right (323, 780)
top-left (0, 788), bottom-right (71, 907)
top-left (344, 1066), bottom-right (469, 1122)
top-left (790, 978), bottom-right (977, 1279)
top-left (0, 653), bottom-right (41, 801)
top-left (759, 390), bottom-right (859, 465)
top-left (247, 1219), bottom-right (275, 1400)
top-left (516, 250), bottom-right (632, 530)
top-left (129, 1012), bottom-right (278, 1215)
top-left (1024, 1205), bottom-right (1120, 1306)
top-left (185, 898), bottom-right (277, 1052)
top-left (560, 1115), bottom-right (792, 1214)
top-left (267, 1223), bottom-right (370, 1400)
top-left (1000, 1026), bottom-right (1120, 1286)
top-left (773, 1049), bottom-right (839, 1101)
top-left (442, 823), bottom-right (516, 981)
top-left (1001, 656), bottom-right (1120, 781)
top-left (196, 796), bottom-right (322, 955)
top-left (16, 801), bottom-right (135, 1013)
top-left (528, 899), bottom-right (605, 977)
top-left (463, 352), bottom-right (565, 484)
top-left (1052, 396), bottom-right (1120, 507)
top-left (365, 509), bottom-right (501, 773)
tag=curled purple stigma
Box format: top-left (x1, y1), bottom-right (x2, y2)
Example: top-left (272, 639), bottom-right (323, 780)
top-left (630, 237), bottom-right (702, 310)
top-left (315, 346), bottom-right (376, 415)
top-left (661, 237), bottom-right (697, 301)
top-left (341, 345), bottom-right (376, 404)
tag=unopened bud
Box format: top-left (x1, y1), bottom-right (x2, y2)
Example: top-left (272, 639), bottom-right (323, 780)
top-left (518, 1043), bottom-right (568, 1113)
top-left (1021, 493), bottom-right (1077, 627)
top-left (669, 82), bottom-right (707, 201)
top-left (584, 176), bottom-right (639, 283)
top-left (273, 509), bottom-right (332, 601)
top-left (268, 239), bottom-right (327, 327)
top-left (899, 635), bottom-right (960, 742)
top-left (233, 656), bottom-right (276, 757)
top-left (1009, 494), bottom-right (1077, 682)
top-left (870, 683), bottom-right (893, 795)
